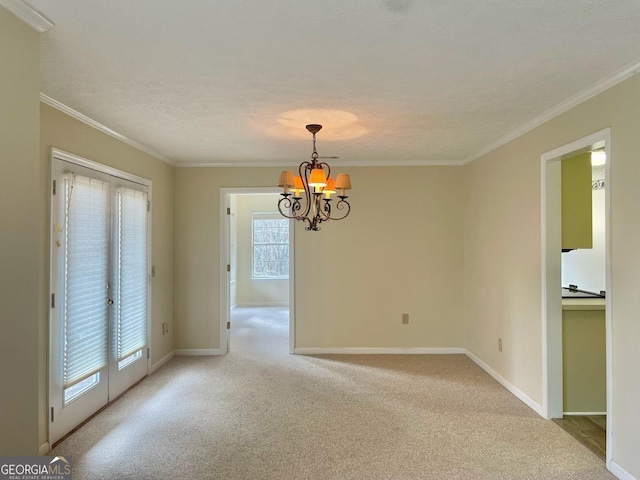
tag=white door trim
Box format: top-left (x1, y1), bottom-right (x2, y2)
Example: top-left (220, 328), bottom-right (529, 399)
top-left (219, 187), bottom-right (295, 354)
top-left (51, 148), bottom-right (151, 187)
top-left (540, 128), bottom-right (612, 468)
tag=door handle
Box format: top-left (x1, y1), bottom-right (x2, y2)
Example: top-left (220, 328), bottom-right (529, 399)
top-left (107, 299), bottom-right (114, 305)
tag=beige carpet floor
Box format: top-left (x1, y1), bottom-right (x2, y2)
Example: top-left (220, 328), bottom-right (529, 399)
top-left (52, 307), bottom-right (615, 479)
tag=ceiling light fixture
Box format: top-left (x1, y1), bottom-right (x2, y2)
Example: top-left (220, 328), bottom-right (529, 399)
top-left (277, 124), bottom-right (351, 231)
top-left (590, 150), bottom-right (606, 166)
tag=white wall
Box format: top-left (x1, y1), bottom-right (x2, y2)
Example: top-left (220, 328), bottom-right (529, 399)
top-left (0, 6), bottom-right (41, 456)
top-left (2, 7), bottom-right (176, 454)
top-left (174, 166), bottom-right (465, 351)
top-left (175, 167), bottom-right (285, 350)
top-left (234, 194), bottom-right (289, 306)
top-left (39, 104), bottom-right (175, 447)
top-left (465, 73), bottom-right (640, 478)
top-left (464, 146), bottom-right (543, 402)
top-left (562, 168), bottom-right (606, 294)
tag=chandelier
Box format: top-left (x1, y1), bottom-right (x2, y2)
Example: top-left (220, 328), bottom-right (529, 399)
top-left (277, 124), bottom-right (351, 231)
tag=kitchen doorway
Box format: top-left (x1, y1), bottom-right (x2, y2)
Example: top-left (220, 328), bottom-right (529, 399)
top-left (220, 188), bottom-right (295, 354)
top-left (541, 129), bottom-right (612, 466)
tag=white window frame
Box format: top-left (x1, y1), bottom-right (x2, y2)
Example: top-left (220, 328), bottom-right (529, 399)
top-left (251, 212), bottom-right (290, 280)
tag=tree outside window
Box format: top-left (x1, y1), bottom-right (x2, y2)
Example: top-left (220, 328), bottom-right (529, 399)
top-left (252, 214), bottom-right (289, 279)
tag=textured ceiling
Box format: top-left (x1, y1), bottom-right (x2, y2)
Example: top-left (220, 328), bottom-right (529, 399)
top-left (29, 0), bottom-right (640, 166)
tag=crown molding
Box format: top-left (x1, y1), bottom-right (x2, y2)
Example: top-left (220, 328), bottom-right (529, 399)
top-left (0, 0), bottom-right (54, 32)
top-left (464, 59), bottom-right (640, 165)
top-left (40, 93), bottom-right (175, 166)
top-left (175, 159), bottom-right (465, 168)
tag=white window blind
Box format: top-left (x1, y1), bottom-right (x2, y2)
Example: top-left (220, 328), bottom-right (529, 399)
top-left (115, 187), bottom-right (148, 361)
top-left (63, 174), bottom-right (110, 388)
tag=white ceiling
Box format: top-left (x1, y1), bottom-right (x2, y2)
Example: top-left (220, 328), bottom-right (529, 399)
top-left (28, 0), bottom-right (640, 166)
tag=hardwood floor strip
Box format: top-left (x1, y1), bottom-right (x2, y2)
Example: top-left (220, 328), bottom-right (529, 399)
top-left (552, 415), bottom-right (606, 461)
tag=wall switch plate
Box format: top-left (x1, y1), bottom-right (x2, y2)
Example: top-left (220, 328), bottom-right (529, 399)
top-left (498, 338), bottom-right (503, 352)
top-left (402, 313), bottom-right (409, 324)
top-left (162, 323), bottom-right (168, 335)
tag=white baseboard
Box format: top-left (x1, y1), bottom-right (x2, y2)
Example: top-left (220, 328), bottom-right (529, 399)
top-left (235, 302), bottom-right (289, 308)
top-left (39, 442), bottom-right (50, 456)
top-left (292, 346), bottom-right (544, 419)
top-left (563, 411), bottom-right (606, 416)
top-left (295, 347), bottom-right (545, 418)
top-left (610, 461), bottom-right (638, 480)
top-left (464, 350), bottom-right (545, 417)
top-left (294, 347), bottom-right (466, 355)
top-left (175, 349), bottom-right (226, 356)
top-left (149, 350), bottom-right (175, 374)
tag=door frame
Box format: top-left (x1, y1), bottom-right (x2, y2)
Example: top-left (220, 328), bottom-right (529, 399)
top-left (48, 148), bottom-right (153, 445)
top-left (540, 128), bottom-right (612, 467)
top-left (219, 187), bottom-right (295, 353)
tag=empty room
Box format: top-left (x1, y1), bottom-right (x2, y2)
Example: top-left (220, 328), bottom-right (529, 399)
top-left (1, 1), bottom-right (640, 479)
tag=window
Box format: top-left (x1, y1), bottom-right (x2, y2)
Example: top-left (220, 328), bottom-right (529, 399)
top-left (252, 213), bottom-right (289, 279)
top-left (61, 173), bottom-right (110, 398)
top-left (118, 350), bottom-right (142, 370)
top-left (64, 373), bottom-right (100, 404)
top-left (114, 187), bottom-right (148, 365)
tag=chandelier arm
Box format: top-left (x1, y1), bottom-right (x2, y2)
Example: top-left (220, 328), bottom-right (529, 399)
top-left (311, 161), bottom-right (332, 222)
top-left (277, 195), bottom-right (296, 219)
top-left (321, 199), bottom-right (332, 220)
top-left (299, 161), bottom-right (313, 219)
top-left (314, 196), bottom-right (327, 223)
top-left (327, 197), bottom-right (351, 221)
top-left (291, 196), bottom-right (303, 219)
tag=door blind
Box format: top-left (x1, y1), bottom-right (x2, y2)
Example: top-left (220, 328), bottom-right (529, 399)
top-left (63, 174), bottom-right (110, 388)
top-left (115, 187), bottom-right (148, 361)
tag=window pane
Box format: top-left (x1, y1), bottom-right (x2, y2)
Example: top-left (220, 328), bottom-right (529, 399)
top-left (254, 218), bottom-right (289, 244)
top-left (63, 174), bottom-right (109, 389)
top-left (253, 215), bottom-right (289, 278)
top-left (118, 349), bottom-right (142, 370)
top-left (116, 187), bottom-right (148, 361)
top-left (64, 373), bottom-right (99, 404)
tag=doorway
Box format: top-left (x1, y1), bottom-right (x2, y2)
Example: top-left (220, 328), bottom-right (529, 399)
top-left (541, 128), bottom-right (612, 466)
top-left (49, 149), bottom-right (151, 445)
top-left (220, 188), bottom-right (295, 354)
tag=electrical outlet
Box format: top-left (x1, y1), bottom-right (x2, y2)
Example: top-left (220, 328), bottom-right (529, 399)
top-left (498, 338), bottom-right (503, 352)
top-left (402, 313), bottom-right (409, 324)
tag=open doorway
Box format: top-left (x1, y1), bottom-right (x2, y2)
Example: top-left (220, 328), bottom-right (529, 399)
top-left (541, 128), bottom-right (612, 466)
top-left (220, 188), bottom-right (295, 355)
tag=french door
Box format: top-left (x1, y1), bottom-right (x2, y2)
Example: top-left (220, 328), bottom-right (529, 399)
top-left (49, 152), bottom-right (150, 445)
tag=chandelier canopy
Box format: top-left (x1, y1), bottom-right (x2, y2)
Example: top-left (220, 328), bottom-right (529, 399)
top-left (277, 124), bottom-right (351, 231)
